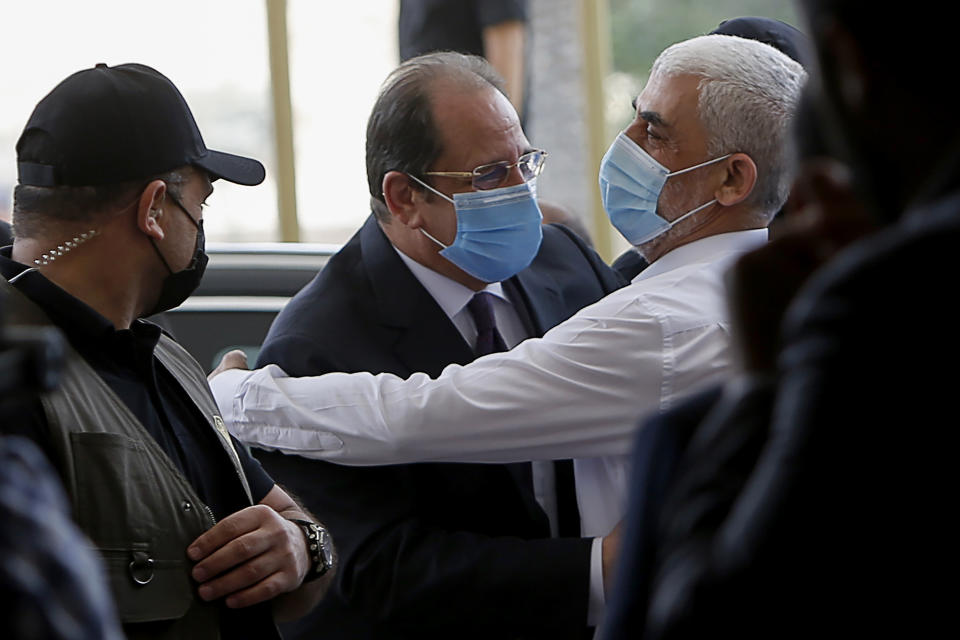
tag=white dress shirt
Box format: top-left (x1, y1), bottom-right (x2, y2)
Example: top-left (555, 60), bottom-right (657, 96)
top-left (394, 249), bottom-right (528, 350)
top-left (213, 230), bottom-right (766, 535)
top-left (395, 249), bottom-right (562, 532)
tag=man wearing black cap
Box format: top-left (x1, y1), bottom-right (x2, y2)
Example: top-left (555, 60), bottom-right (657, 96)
top-left (0, 63), bottom-right (332, 638)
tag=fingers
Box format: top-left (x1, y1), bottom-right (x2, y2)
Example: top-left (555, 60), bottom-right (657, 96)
top-left (188, 506), bottom-right (265, 563)
top-left (188, 505), bottom-right (307, 607)
top-left (221, 571), bottom-right (292, 609)
top-left (208, 349), bottom-right (249, 380)
top-left (197, 550), bottom-right (293, 608)
top-left (191, 526), bottom-right (273, 584)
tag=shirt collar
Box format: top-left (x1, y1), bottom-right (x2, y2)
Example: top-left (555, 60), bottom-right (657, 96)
top-left (0, 247), bottom-right (160, 348)
top-left (393, 247), bottom-right (510, 320)
top-left (635, 229), bottom-right (768, 282)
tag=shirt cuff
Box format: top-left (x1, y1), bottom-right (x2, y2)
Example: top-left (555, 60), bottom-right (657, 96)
top-left (587, 536), bottom-right (606, 626)
top-left (209, 367), bottom-right (254, 423)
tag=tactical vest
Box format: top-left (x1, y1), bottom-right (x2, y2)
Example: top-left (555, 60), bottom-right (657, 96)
top-left (3, 278), bottom-right (260, 639)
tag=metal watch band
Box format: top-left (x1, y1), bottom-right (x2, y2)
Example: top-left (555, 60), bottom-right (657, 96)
top-left (288, 518), bottom-right (333, 582)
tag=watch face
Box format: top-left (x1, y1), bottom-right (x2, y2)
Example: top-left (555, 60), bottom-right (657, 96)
top-left (319, 528), bottom-right (335, 568)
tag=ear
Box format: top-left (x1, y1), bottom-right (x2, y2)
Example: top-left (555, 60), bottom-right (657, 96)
top-left (382, 171), bottom-right (427, 228)
top-left (136, 180), bottom-right (167, 240)
top-left (715, 153), bottom-right (758, 207)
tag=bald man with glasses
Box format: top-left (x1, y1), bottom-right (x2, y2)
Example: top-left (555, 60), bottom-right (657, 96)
top-left (250, 52), bottom-right (624, 640)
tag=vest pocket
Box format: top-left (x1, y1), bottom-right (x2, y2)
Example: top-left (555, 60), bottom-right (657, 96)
top-left (70, 431), bottom-right (162, 543)
top-left (100, 547), bottom-right (193, 623)
top-left (69, 431), bottom-right (210, 625)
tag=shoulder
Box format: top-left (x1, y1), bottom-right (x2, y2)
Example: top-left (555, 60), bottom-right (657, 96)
top-left (259, 223), bottom-right (403, 371)
top-left (781, 208), bottom-right (960, 376)
top-left (533, 223), bottom-right (626, 292)
top-left (631, 258), bottom-right (731, 324)
top-left (789, 210), bottom-right (960, 333)
top-left (539, 222), bottom-right (589, 255)
top-left (266, 232), bottom-right (371, 338)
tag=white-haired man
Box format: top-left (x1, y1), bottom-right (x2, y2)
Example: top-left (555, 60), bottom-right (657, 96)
top-left (211, 33), bottom-right (805, 597)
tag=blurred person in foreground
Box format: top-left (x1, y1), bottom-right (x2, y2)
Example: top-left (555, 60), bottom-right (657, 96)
top-left (603, 0), bottom-right (959, 636)
top-left (0, 63), bottom-right (333, 639)
top-left (1, 220), bottom-right (12, 246)
top-left (1, 291), bottom-right (123, 640)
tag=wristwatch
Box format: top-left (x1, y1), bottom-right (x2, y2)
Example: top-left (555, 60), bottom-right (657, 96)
top-left (289, 519), bottom-right (334, 581)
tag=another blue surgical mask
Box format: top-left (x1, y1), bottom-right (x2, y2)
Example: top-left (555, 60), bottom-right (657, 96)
top-left (409, 175), bottom-right (543, 282)
top-left (599, 131), bottom-right (731, 245)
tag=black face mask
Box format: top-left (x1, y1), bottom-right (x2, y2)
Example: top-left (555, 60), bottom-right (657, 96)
top-left (145, 195), bottom-right (208, 317)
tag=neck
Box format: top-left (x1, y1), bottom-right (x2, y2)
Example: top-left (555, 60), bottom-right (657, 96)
top-left (12, 234), bottom-right (145, 330)
top-left (381, 219), bottom-right (488, 291)
top-left (639, 204), bottom-right (764, 263)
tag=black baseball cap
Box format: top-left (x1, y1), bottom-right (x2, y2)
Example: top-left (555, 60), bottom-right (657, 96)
top-left (710, 16), bottom-right (812, 69)
top-left (17, 63), bottom-right (265, 187)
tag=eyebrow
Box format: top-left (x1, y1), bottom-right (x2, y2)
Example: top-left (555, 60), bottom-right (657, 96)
top-left (638, 110), bottom-right (669, 129)
top-left (630, 97), bottom-right (670, 129)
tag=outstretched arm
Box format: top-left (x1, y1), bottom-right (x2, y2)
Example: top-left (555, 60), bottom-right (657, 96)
top-left (209, 289), bottom-right (710, 466)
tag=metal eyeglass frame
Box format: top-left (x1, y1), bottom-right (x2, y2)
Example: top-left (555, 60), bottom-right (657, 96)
top-left (424, 149), bottom-right (548, 190)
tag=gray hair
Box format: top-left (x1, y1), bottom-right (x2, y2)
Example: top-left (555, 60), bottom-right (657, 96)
top-left (651, 34), bottom-right (807, 220)
top-left (365, 51), bottom-right (506, 224)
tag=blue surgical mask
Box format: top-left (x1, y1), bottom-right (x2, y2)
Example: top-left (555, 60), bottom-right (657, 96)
top-left (599, 131), bottom-right (731, 245)
top-left (408, 175), bottom-right (543, 282)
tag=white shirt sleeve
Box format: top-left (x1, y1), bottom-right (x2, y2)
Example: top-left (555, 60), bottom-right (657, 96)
top-left (211, 288), bottom-right (670, 465)
top-left (587, 536), bottom-right (607, 626)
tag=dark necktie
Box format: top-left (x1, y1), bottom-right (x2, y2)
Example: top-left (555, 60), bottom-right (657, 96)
top-left (467, 291), bottom-right (561, 535)
top-left (467, 291), bottom-right (508, 356)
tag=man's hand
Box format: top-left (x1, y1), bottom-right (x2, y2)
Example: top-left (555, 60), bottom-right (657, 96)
top-left (187, 504), bottom-right (309, 609)
top-left (208, 349), bottom-right (249, 381)
top-left (602, 520), bottom-right (625, 597)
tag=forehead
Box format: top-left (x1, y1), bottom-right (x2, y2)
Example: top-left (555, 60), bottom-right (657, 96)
top-left (429, 82), bottom-right (527, 169)
top-left (636, 73), bottom-right (706, 140)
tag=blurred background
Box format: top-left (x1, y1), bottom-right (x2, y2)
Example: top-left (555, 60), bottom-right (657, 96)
top-left (0, 0), bottom-right (796, 261)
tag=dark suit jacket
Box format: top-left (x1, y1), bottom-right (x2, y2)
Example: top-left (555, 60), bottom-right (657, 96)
top-left (610, 248), bottom-right (648, 281)
top-left (255, 214), bottom-right (625, 639)
top-left (608, 190), bottom-right (960, 639)
top-left (599, 385), bottom-right (725, 640)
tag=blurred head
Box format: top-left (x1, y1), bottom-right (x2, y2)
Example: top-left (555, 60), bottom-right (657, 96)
top-left (797, 0), bottom-right (958, 221)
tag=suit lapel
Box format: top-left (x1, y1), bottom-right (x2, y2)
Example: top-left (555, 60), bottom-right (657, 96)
top-left (505, 265), bottom-right (563, 337)
top-left (359, 215), bottom-right (475, 377)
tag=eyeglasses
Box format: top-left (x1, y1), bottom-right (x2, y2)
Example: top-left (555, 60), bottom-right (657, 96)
top-left (424, 149), bottom-right (547, 191)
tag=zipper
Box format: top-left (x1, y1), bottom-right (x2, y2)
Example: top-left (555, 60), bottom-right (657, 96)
top-left (203, 504), bottom-right (217, 526)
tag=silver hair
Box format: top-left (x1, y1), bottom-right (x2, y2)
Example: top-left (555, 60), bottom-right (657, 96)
top-left (651, 34), bottom-right (807, 220)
